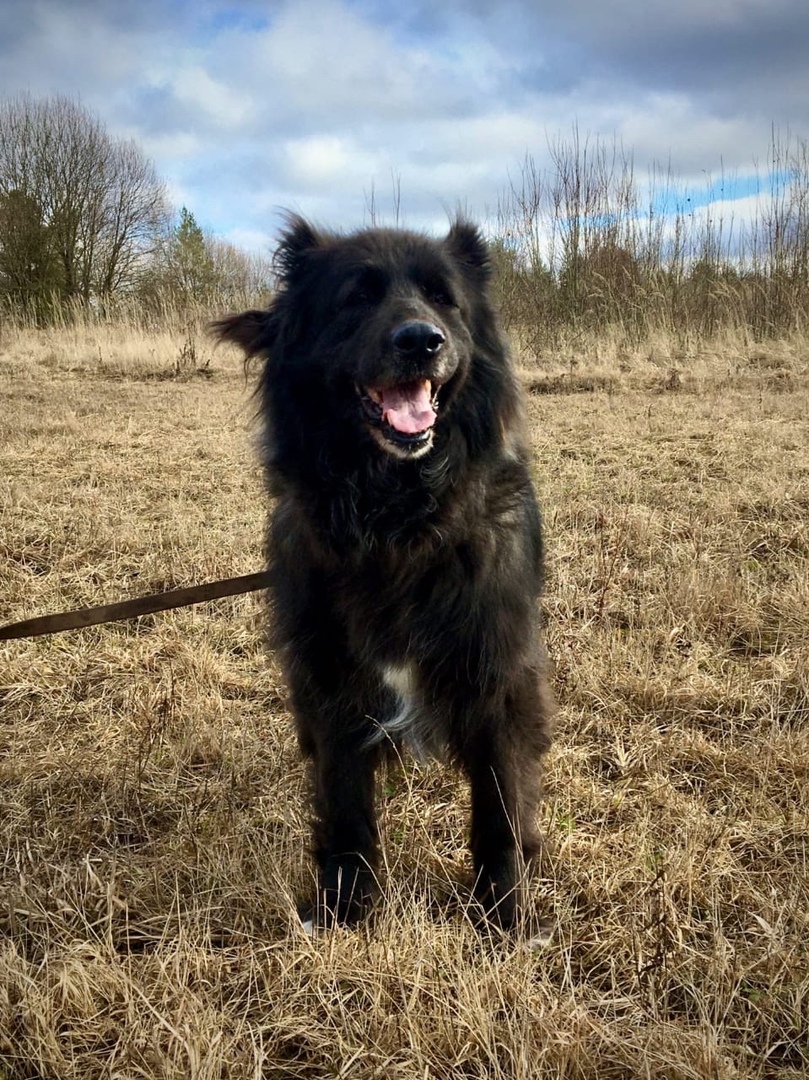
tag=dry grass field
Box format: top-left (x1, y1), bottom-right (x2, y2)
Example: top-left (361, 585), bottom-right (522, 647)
top-left (1, 321), bottom-right (807, 1079)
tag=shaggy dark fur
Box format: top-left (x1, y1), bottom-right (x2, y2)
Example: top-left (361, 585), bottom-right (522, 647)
top-left (214, 216), bottom-right (555, 929)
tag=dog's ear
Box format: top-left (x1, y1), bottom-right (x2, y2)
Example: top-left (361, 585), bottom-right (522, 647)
top-left (275, 214), bottom-right (323, 282)
top-left (446, 220), bottom-right (491, 281)
top-left (210, 309), bottom-right (277, 359)
top-left (213, 216), bottom-right (321, 359)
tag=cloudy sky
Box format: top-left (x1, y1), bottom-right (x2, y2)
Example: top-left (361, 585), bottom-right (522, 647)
top-left (1, 0), bottom-right (808, 251)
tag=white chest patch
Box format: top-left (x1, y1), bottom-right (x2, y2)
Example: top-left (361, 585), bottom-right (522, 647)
top-left (365, 663), bottom-right (423, 751)
top-left (381, 663), bottom-right (416, 701)
top-left (380, 663), bottom-right (418, 735)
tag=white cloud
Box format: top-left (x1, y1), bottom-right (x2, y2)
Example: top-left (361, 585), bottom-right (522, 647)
top-left (223, 226), bottom-right (275, 254)
top-left (170, 67), bottom-right (255, 130)
top-left (138, 132), bottom-right (204, 164)
top-left (0, 0), bottom-right (806, 248)
top-left (282, 135), bottom-right (378, 188)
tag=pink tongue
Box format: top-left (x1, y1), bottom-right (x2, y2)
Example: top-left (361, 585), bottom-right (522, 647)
top-left (379, 380), bottom-right (436, 434)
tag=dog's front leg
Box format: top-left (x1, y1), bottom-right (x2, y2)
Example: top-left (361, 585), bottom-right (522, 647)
top-left (280, 588), bottom-right (383, 926)
top-left (308, 731), bottom-right (381, 926)
top-left (460, 668), bottom-right (552, 930)
top-left (463, 727), bottom-right (526, 929)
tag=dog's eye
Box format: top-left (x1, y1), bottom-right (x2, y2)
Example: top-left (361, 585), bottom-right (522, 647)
top-left (347, 270), bottom-right (386, 306)
top-left (422, 283), bottom-right (456, 308)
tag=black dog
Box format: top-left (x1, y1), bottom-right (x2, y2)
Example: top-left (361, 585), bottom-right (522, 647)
top-left (214, 217), bottom-right (554, 929)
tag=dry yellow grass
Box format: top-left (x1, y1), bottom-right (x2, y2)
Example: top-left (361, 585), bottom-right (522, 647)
top-left (1, 322), bottom-right (807, 1079)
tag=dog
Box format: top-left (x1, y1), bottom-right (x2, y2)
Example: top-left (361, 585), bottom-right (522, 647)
top-left (214, 216), bottom-right (555, 930)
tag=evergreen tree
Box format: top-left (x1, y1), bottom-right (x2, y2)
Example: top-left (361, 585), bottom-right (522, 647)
top-left (168, 207), bottom-right (217, 301)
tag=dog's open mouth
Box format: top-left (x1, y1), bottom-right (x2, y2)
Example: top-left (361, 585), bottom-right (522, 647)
top-left (359, 379), bottom-right (440, 453)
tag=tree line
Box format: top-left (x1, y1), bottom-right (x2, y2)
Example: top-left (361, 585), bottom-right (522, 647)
top-left (2, 94), bottom-right (807, 343)
top-left (491, 127), bottom-right (809, 349)
top-left (0, 94), bottom-right (272, 323)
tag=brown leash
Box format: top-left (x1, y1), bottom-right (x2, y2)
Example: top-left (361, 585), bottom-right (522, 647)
top-left (0, 571), bottom-right (269, 642)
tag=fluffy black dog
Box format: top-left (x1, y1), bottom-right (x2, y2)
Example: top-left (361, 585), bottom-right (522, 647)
top-left (214, 216), bottom-right (554, 929)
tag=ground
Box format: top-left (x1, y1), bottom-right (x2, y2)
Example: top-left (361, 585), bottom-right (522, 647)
top-left (0, 322), bottom-right (807, 1078)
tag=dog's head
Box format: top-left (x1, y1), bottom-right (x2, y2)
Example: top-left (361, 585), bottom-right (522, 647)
top-left (213, 216), bottom-right (500, 462)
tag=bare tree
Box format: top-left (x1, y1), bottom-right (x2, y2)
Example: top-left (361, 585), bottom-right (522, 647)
top-left (206, 234), bottom-right (274, 303)
top-left (0, 93), bottom-right (169, 314)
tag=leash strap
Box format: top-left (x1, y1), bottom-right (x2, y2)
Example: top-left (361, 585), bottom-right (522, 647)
top-left (0, 571), bottom-right (269, 641)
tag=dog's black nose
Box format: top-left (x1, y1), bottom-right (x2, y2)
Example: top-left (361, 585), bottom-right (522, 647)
top-left (392, 321), bottom-right (445, 357)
